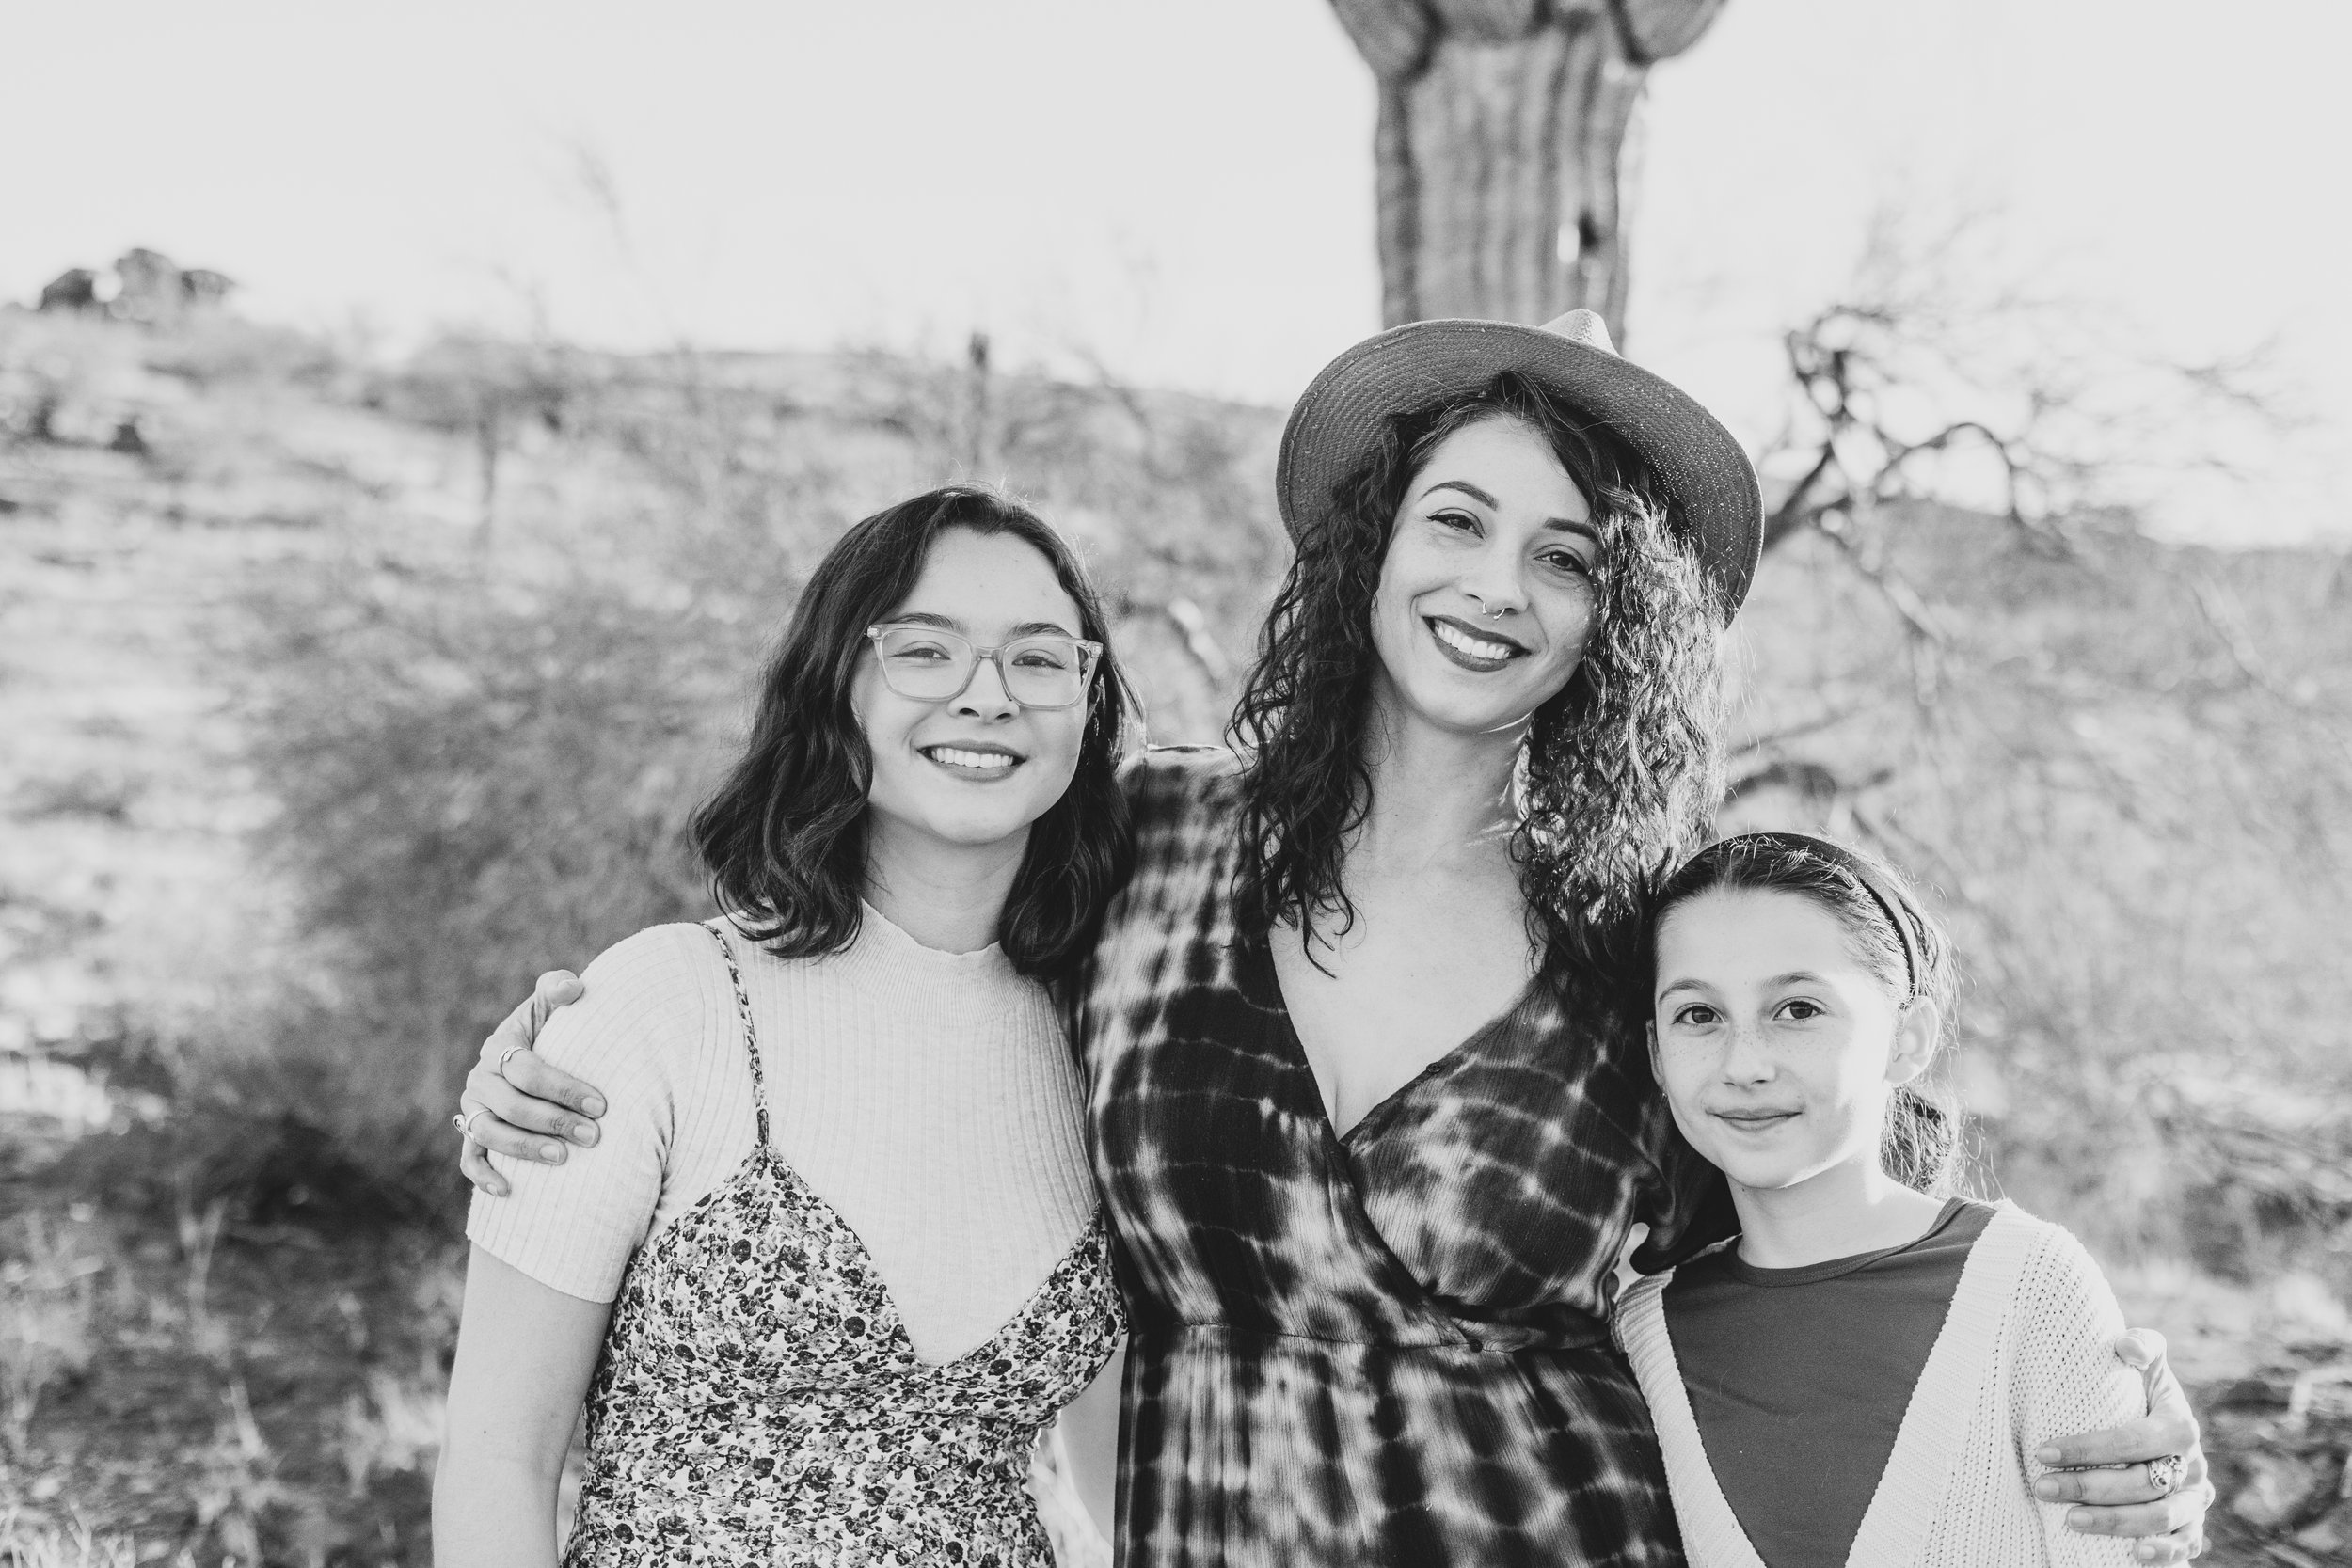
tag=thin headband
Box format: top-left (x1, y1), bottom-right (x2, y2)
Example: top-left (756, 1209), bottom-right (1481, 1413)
top-left (1706, 832), bottom-right (1921, 1002)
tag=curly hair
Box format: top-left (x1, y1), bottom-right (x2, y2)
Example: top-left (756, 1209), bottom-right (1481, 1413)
top-left (690, 485), bottom-right (1135, 980)
top-left (1645, 833), bottom-right (1963, 1194)
top-left (1229, 371), bottom-right (1726, 975)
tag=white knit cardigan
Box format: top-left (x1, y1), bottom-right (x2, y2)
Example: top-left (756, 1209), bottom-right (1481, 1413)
top-left (1615, 1205), bottom-right (2144, 1568)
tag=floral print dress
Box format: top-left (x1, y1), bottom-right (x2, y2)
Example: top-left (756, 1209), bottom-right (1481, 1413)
top-left (563, 924), bottom-right (1125, 1567)
top-left (1079, 751), bottom-right (1735, 1568)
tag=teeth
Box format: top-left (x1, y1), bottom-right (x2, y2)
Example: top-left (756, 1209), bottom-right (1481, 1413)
top-left (928, 746), bottom-right (1017, 771)
top-left (1432, 621), bottom-right (1516, 661)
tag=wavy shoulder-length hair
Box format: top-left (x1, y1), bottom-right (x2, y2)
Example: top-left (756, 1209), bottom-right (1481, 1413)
top-left (1231, 370), bottom-right (1727, 973)
top-left (690, 485), bottom-right (1135, 980)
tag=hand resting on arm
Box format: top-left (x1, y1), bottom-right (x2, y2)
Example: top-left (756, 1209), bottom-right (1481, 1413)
top-left (457, 974), bottom-right (2213, 1560)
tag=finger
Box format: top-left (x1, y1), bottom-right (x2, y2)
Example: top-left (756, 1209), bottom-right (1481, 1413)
top-left (2117, 1329), bottom-right (2198, 1435)
top-left (527, 969), bottom-right (585, 1029)
top-left (467, 1075), bottom-right (595, 1149)
top-left (459, 1137), bottom-right (510, 1198)
top-left (473, 971), bottom-right (583, 1069)
top-left (2144, 1364), bottom-right (2195, 1433)
top-left (463, 1106), bottom-right (574, 1166)
top-left (480, 990), bottom-right (542, 1067)
top-left (2036, 1413), bottom-right (2193, 1469)
top-left (2059, 1491), bottom-right (2203, 1539)
top-left (501, 1048), bottom-right (607, 1124)
top-left (2034, 1465), bottom-right (2169, 1506)
top-left (462, 1058), bottom-right (588, 1142)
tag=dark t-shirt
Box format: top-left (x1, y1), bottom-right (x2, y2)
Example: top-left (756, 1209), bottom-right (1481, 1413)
top-left (1661, 1197), bottom-right (1998, 1568)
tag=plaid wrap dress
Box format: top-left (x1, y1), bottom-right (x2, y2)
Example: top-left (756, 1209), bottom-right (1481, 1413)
top-left (1079, 749), bottom-right (1733, 1568)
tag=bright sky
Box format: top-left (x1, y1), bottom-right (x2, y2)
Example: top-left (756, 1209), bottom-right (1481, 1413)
top-left (5, 0), bottom-right (2346, 542)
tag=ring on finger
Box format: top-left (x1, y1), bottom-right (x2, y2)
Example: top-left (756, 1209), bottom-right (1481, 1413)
top-left (2145, 1453), bottom-right (2185, 1497)
top-left (453, 1103), bottom-right (492, 1144)
top-left (496, 1043), bottom-right (528, 1079)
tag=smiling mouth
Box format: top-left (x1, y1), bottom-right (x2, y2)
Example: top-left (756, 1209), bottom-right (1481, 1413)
top-left (921, 744), bottom-right (1024, 777)
top-left (1712, 1109), bottom-right (1801, 1132)
top-left (1426, 616), bottom-right (1528, 669)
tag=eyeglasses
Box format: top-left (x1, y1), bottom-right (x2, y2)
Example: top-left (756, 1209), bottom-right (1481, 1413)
top-left (865, 623), bottom-right (1103, 710)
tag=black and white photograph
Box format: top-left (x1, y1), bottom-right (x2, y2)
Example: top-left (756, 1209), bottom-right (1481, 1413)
top-left (3, 2), bottom-right (2348, 1564)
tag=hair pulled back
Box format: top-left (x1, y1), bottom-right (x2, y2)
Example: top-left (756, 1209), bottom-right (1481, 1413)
top-left (1647, 833), bottom-right (1963, 1194)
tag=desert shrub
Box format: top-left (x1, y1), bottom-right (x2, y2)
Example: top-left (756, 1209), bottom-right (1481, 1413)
top-left (1724, 506), bottom-right (2352, 1270)
top-left (231, 544), bottom-right (781, 1220)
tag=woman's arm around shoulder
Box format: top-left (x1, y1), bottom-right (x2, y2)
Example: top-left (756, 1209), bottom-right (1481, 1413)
top-left (2007, 1220), bottom-right (2149, 1568)
top-left (465, 922), bottom-right (731, 1304)
top-left (433, 1245), bottom-right (612, 1568)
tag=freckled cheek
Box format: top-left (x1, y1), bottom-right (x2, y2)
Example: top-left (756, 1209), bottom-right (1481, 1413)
top-left (1654, 1047), bottom-right (1713, 1133)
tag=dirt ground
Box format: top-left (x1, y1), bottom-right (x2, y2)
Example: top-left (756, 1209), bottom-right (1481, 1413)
top-left (3, 1146), bottom-right (459, 1566)
top-left (7, 1133), bottom-right (2347, 1567)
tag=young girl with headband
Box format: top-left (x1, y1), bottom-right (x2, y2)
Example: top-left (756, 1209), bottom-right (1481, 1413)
top-left (1619, 832), bottom-right (2174, 1567)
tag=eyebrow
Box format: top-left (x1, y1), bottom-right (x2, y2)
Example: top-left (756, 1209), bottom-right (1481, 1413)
top-left (1421, 480), bottom-right (1603, 546)
top-left (888, 611), bottom-right (1079, 639)
top-left (1656, 970), bottom-right (1833, 1001)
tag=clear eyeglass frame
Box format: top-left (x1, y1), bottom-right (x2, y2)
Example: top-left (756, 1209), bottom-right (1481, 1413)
top-left (864, 622), bottom-right (1104, 710)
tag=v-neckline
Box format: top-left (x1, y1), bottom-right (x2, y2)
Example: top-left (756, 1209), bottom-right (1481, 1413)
top-left (1240, 932), bottom-right (1544, 1148)
top-left (1628, 1207), bottom-right (2041, 1568)
top-left (667, 1141), bottom-right (1103, 1375)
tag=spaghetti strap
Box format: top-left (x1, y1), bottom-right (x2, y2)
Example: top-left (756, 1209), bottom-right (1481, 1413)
top-left (703, 921), bottom-right (771, 1149)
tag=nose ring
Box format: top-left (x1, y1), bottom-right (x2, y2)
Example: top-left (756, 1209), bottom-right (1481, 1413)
top-left (1482, 604), bottom-right (1507, 619)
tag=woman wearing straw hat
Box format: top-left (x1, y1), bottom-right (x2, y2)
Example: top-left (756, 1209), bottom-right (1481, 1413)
top-left (457, 310), bottom-right (2211, 1565)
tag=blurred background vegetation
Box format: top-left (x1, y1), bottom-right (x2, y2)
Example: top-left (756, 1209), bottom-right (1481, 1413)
top-left (3, 268), bottom-right (2347, 1564)
top-left (2, 3), bottom-right (2348, 1560)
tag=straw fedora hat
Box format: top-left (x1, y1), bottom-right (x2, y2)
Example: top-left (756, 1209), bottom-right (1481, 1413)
top-left (1275, 309), bottom-right (1763, 619)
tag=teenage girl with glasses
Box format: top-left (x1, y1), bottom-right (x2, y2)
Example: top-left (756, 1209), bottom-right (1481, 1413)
top-left (434, 487), bottom-right (1129, 1567)
top-left (1621, 832), bottom-right (2171, 1567)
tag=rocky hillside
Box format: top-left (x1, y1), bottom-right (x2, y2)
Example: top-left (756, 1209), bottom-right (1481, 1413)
top-left (4, 303), bottom-right (2349, 1561)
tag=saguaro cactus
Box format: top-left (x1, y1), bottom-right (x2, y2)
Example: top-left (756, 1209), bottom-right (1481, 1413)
top-left (1329, 0), bottom-right (1728, 331)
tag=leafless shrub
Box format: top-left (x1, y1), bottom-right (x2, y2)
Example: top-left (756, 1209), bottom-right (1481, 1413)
top-left (1723, 210), bottom-right (2352, 1268)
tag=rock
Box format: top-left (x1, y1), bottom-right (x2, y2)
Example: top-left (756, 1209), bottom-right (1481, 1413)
top-left (2232, 1450), bottom-right (2328, 1530)
top-left (38, 268), bottom-right (101, 313)
top-left (110, 247), bottom-right (183, 325)
top-left (181, 267), bottom-right (235, 310)
top-left (28, 251), bottom-right (234, 325)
